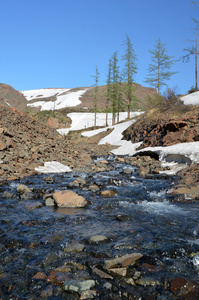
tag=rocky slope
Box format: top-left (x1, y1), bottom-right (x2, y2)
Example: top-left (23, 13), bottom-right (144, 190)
top-left (0, 105), bottom-right (116, 181)
top-left (123, 101), bottom-right (199, 149)
top-left (0, 83), bottom-right (28, 111)
top-left (122, 100), bottom-right (199, 198)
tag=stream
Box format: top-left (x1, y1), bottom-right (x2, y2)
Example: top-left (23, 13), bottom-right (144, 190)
top-left (0, 155), bottom-right (199, 299)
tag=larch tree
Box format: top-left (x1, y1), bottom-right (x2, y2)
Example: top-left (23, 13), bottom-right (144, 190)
top-left (116, 72), bottom-right (126, 123)
top-left (92, 65), bottom-right (100, 129)
top-left (182, 2), bottom-right (199, 91)
top-left (122, 35), bottom-right (137, 118)
top-left (105, 57), bottom-right (112, 127)
top-left (183, 28), bottom-right (199, 91)
top-left (145, 38), bottom-right (176, 95)
top-left (111, 51), bottom-right (120, 125)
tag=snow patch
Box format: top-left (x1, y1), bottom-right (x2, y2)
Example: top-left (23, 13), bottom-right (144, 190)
top-left (22, 88), bottom-right (88, 111)
top-left (58, 111), bottom-right (144, 134)
top-left (180, 91), bottom-right (199, 106)
top-left (21, 88), bottom-right (70, 101)
top-left (35, 161), bottom-right (72, 174)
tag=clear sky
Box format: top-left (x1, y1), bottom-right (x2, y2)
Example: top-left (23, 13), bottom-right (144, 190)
top-left (1, 0), bottom-right (198, 95)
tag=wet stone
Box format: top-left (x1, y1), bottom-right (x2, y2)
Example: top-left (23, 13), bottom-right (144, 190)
top-left (40, 285), bottom-right (53, 297)
top-left (40, 233), bottom-right (64, 244)
top-left (80, 290), bottom-right (97, 299)
top-left (20, 192), bottom-right (35, 200)
top-left (136, 276), bottom-right (162, 286)
top-left (89, 235), bottom-right (108, 244)
top-left (25, 201), bottom-right (43, 210)
top-left (63, 279), bottom-right (95, 293)
top-left (109, 267), bottom-right (127, 277)
top-left (44, 197), bottom-right (55, 206)
top-left (105, 253), bottom-right (143, 269)
top-left (46, 270), bottom-right (69, 286)
top-left (123, 168), bottom-right (133, 174)
top-left (1, 191), bottom-right (16, 199)
top-left (92, 267), bottom-right (113, 279)
top-left (101, 190), bottom-right (116, 197)
top-left (53, 190), bottom-right (89, 208)
top-left (42, 253), bottom-right (59, 267)
top-left (17, 184), bottom-right (32, 194)
top-left (33, 272), bottom-right (47, 280)
top-left (64, 242), bottom-right (85, 253)
top-left (88, 184), bottom-right (100, 192)
top-left (170, 277), bottom-right (199, 299)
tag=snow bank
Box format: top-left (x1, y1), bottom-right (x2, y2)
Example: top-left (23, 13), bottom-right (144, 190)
top-left (82, 113), bottom-right (199, 166)
top-left (180, 91), bottom-right (199, 106)
top-left (58, 111), bottom-right (143, 135)
top-left (136, 142), bottom-right (199, 164)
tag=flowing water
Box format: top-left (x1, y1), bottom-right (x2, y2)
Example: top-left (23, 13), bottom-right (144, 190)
top-left (0, 155), bottom-right (199, 299)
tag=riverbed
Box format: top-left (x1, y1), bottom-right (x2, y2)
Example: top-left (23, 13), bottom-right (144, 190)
top-left (0, 155), bottom-right (199, 299)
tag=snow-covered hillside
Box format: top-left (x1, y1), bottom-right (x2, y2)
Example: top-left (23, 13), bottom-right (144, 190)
top-left (21, 88), bottom-right (88, 111)
top-left (21, 88), bottom-right (199, 174)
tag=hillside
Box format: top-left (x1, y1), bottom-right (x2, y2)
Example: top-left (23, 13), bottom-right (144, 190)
top-left (76, 83), bottom-right (158, 111)
top-left (0, 83), bottom-right (28, 111)
top-left (5, 83), bottom-right (157, 113)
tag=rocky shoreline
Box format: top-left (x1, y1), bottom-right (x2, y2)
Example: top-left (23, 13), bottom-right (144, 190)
top-left (1, 156), bottom-right (199, 299)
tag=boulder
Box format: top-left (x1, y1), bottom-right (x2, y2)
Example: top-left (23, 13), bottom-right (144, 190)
top-left (53, 190), bottom-right (89, 208)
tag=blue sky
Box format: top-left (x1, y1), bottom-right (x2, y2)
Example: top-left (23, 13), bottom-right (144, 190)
top-left (1, 0), bottom-right (198, 94)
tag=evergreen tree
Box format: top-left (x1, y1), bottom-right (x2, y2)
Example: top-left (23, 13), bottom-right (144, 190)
top-left (116, 72), bottom-right (126, 123)
top-left (92, 65), bottom-right (100, 129)
top-left (183, 1), bottom-right (199, 91)
top-left (111, 51), bottom-right (120, 125)
top-left (122, 35), bottom-right (137, 118)
top-left (183, 28), bottom-right (199, 91)
top-left (145, 38), bottom-right (176, 95)
top-left (105, 57), bottom-right (112, 126)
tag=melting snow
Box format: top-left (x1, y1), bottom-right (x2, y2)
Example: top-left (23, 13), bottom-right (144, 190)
top-left (35, 161), bottom-right (72, 173)
top-left (22, 87), bottom-right (198, 173)
top-left (180, 91), bottom-right (199, 106)
top-left (21, 88), bottom-right (88, 111)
